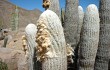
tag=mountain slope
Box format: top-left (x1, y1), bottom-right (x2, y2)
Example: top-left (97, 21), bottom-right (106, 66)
top-left (0, 0), bottom-right (42, 28)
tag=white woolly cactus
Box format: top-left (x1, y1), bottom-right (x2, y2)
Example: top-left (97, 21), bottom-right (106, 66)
top-left (86, 4), bottom-right (99, 14)
top-left (25, 24), bottom-right (37, 37)
top-left (22, 23), bottom-right (37, 70)
top-left (77, 6), bottom-right (84, 43)
top-left (79, 4), bottom-right (100, 70)
top-left (64, 0), bottom-right (79, 48)
top-left (36, 10), bottom-right (67, 70)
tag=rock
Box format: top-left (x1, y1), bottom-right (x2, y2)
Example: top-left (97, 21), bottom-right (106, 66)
top-left (0, 48), bottom-right (28, 70)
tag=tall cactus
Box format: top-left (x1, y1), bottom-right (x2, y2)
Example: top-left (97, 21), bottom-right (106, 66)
top-left (42, 0), bottom-right (61, 18)
top-left (74, 6), bottom-right (84, 70)
top-left (24, 24), bottom-right (37, 70)
top-left (78, 4), bottom-right (100, 70)
top-left (11, 5), bottom-right (19, 31)
top-left (36, 10), bottom-right (67, 70)
top-left (64, 0), bottom-right (79, 70)
top-left (94, 0), bottom-right (110, 70)
top-left (64, 0), bottom-right (79, 47)
top-left (77, 6), bottom-right (84, 43)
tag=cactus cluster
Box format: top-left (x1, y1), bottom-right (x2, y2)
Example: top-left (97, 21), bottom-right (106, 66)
top-left (17, 0), bottom-right (110, 70)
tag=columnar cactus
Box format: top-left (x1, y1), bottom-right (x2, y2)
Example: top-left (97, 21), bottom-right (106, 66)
top-left (64, 0), bottom-right (79, 69)
top-left (11, 5), bottom-right (19, 31)
top-left (24, 23), bottom-right (37, 70)
top-left (64, 0), bottom-right (79, 47)
top-left (79, 4), bottom-right (100, 70)
top-left (75, 6), bottom-right (84, 69)
top-left (94, 0), bottom-right (110, 70)
top-left (42, 0), bottom-right (61, 18)
top-left (11, 13), bottom-right (15, 31)
top-left (77, 6), bottom-right (84, 43)
top-left (36, 10), bottom-right (67, 70)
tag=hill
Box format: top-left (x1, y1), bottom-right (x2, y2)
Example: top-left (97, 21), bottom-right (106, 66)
top-left (0, 0), bottom-right (42, 29)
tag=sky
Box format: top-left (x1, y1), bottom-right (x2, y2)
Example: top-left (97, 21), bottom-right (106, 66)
top-left (8, 0), bottom-right (99, 12)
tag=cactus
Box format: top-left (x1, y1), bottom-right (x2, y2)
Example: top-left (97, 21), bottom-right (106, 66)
top-left (64, 0), bottom-right (79, 69)
top-left (64, 0), bottom-right (79, 47)
top-left (74, 6), bottom-right (84, 70)
top-left (77, 6), bottom-right (84, 43)
top-left (42, 0), bottom-right (61, 18)
top-left (23, 23), bottom-right (37, 70)
top-left (11, 5), bottom-right (19, 31)
top-left (94, 0), bottom-right (110, 70)
top-left (78, 4), bottom-right (100, 70)
top-left (36, 10), bottom-right (67, 70)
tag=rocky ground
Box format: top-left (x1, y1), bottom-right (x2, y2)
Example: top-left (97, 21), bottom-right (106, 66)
top-left (0, 28), bottom-right (29, 70)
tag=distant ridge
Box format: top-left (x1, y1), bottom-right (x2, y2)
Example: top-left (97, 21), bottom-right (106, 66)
top-left (0, 0), bottom-right (42, 28)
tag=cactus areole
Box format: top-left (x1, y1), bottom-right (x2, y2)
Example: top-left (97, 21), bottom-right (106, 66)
top-left (36, 10), bottom-right (67, 70)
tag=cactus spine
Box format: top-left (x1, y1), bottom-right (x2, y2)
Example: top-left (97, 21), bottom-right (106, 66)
top-left (36, 10), bottom-right (67, 70)
top-left (24, 24), bottom-right (37, 70)
top-left (94, 0), bottom-right (110, 70)
top-left (11, 5), bottom-right (19, 31)
top-left (79, 4), bottom-right (100, 70)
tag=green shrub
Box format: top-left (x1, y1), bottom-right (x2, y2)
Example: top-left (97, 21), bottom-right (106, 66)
top-left (0, 58), bottom-right (8, 70)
